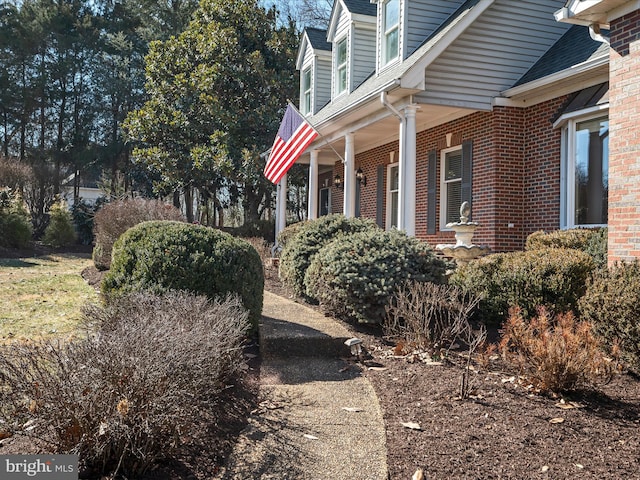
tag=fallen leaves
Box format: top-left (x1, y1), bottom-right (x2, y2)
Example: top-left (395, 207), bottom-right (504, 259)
top-left (303, 434), bottom-right (319, 440)
top-left (342, 407), bottom-right (363, 412)
top-left (549, 417), bottom-right (565, 424)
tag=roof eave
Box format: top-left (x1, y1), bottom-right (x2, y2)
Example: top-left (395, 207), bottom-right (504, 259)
top-left (501, 54), bottom-right (609, 98)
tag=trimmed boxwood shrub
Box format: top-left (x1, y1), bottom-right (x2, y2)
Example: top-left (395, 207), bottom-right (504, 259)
top-left (93, 198), bottom-right (184, 270)
top-left (304, 229), bottom-right (446, 324)
top-left (526, 228), bottom-right (607, 269)
top-left (579, 261), bottom-right (640, 372)
top-left (102, 221), bottom-right (263, 328)
top-left (276, 220), bottom-right (308, 251)
top-left (450, 248), bottom-right (595, 325)
top-left (279, 214), bottom-right (378, 297)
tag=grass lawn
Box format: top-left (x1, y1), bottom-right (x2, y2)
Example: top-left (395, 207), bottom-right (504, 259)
top-left (0, 253), bottom-right (98, 341)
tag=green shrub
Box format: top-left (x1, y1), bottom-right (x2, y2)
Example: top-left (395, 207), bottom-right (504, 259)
top-left (450, 248), bottom-right (595, 325)
top-left (71, 199), bottom-right (104, 246)
top-left (579, 261), bottom-right (640, 372)
top-left (0, 291), bottom-right (249, 477)
top-left (102, 221), bottom-right (263, 328)
top-left (526, 228), bottom-right (607, 269)
top-left (43, 201), bottom-right (77, 247)
top-left (0, 190), bottom-right (32, 249)
top-left (304, 229), bottom-right (446, 324)
top-left (92, 198), bottom-right (184, 270)
top-left (276, 220), bottom-right (308, 251)
top-left (279, 214), bottom-right (378, 297)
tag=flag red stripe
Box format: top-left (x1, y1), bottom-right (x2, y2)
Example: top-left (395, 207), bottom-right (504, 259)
top-left (264, 122), bottom-right (317, 183)
top-left (267, 126), bottom-right (316, 180)
top-left (264, 122), bottom-right (315, 178)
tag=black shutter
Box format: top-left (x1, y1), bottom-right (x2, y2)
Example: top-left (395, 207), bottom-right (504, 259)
top-left (355, 179), bottom-right (361, 217)
top-left (376, 165), bottom-right (385, 227)
top-left (427, 150), bottom-right (437, 235)
top-left (461, 140), bottom-right (473, 220)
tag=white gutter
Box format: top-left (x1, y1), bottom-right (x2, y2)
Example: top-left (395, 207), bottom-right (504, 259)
top-left (589, 23), bottom-right (610, 44)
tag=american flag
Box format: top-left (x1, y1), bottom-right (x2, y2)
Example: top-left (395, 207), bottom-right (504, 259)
top-left (264, 104), bottom-right (318, 184)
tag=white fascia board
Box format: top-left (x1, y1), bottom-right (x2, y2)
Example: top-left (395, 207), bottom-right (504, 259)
top-left (296, 35), bottom-right (310, 70)
top-left (327, 0), bottom-right (346, 41)
top-left (400, 0), bottom-right (496, 90)
top-left (501, 55), bottom-right (609, 99)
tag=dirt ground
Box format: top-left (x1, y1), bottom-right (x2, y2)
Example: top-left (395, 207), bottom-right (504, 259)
top-left (263, 265), bottom-right (640, 480)
top-left (3, 256), bottom-right (639, 479)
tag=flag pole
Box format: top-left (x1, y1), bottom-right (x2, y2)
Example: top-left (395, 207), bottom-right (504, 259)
top-left (287, 100), bottom-right (346, 164)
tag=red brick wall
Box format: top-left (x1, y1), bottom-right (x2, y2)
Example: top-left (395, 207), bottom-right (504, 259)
top-left (328, 96), bottom-right (569, 252)
top-left (608, 10), bottom-right (640, 263)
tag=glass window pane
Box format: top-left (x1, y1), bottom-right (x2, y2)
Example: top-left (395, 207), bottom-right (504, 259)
top-left (445, 150), bottom-right (462, 180)
top-left (390, 165), bottom-right (399, 191)
top-left (446, 181), bottom-right (462, 224)
top-left (385, 0), bottom-right (399, 28)
top-left (385, 29), bottom-right (398, 64)
top-left (574, 118), bottom-right (608, 225)
top-left (338, 67), bottom-right (347, 92)
top-left (390, 191), bottom-right (398, 228)
top-left (337, 39), bottom-right (347, 64)
top-left (303, 69), bottom-right (311, 90)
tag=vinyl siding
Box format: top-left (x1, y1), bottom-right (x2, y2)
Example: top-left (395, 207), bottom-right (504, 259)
top-left (316, 56), bottom-right (332, 111)
top-left (421, 0), bottom-right (572, 110)
top-left (405, 0), bottom-right (465, 58)
top-left (353, 27), bottom-right (377, 89)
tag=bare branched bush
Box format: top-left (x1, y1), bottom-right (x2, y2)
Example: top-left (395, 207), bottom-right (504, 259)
top-left (499, 307), bottom-right (615, 394)
top-left (385, 282), bottom-right (481, 354)
top-left (0, 291), bottom-right (249, 477)
top-left (92, 198), bottom-right (184, 270)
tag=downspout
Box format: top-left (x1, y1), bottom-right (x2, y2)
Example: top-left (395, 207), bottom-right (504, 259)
top-left (589, 23), bottom-right (610, 45)
top-left (381, 91), bottom-right (406, 231)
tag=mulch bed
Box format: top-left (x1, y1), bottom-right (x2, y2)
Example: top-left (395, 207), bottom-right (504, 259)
top-left (4, 254), bottom-right (640, 479)
top-left (263, 264), bottom-right (640, 480)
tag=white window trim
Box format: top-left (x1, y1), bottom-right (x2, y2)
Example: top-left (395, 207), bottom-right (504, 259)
top-left (335, 36), bottom-right (348, 96)
top-left (382, 0), bottom-right (400, 67)
top-left (561, 109), bottom-right (609, 229)
top-left (386, 162), bottom-right (399, 230)
top-left (439, 145), bottom-right (463, 231)
top-left (301, 67), bottom-right (312, 115)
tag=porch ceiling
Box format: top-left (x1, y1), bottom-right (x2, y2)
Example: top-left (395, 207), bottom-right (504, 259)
top-left (295, 103), bottom-right (475, 166)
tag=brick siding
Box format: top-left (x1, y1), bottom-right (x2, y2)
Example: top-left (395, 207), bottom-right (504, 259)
top-left (327, 95), bottom-right (569, 253)
top-left (608, 10), bottom-right (640, 263)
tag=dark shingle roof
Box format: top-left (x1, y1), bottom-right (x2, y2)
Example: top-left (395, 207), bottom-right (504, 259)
top-left (305, 27), bottom-right (331, 51)
top-left (514, 25), bottom-right (609, 87)
top-left (342, 0), bottom-right (377, 17)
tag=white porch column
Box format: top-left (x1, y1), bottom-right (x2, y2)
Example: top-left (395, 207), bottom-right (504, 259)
top-left (343, 133), bottom-right (356, 218)
top-left (403, 105), bottom-right (418, 236)
top-left (396, 117), bottom-right (406, 231)
top-left (275, 173), bottom-right (287, 243)
top-left (307, 150), bottom-right (319, 220)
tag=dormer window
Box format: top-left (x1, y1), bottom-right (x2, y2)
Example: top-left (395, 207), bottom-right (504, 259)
top-left (302, 68), bottom-right (312, 115)
top-left (336, 37), bottom-right (348, 94)
top-left (383, 0), bottom-right (399, 65)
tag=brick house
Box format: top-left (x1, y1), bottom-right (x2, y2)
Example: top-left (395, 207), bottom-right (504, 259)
top-left (556, 0), bottom-right (640, 262)
top-left (278, 0), bottom-right (627, 260)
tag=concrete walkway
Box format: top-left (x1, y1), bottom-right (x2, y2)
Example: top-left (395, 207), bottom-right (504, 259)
top-left (217, 290), bottom-right (388, 480)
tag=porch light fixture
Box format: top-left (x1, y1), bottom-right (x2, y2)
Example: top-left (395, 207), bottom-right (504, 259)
top-left (334, 174), bottom-right (343, 190)
top-left (356, 167), bottom-right (367, 187)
